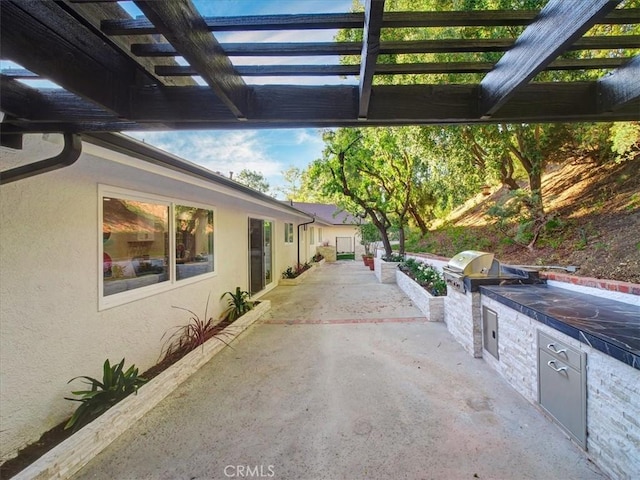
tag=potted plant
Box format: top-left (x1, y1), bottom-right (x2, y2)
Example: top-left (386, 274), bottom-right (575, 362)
top-left (358, 222), bottom-right (379, 268)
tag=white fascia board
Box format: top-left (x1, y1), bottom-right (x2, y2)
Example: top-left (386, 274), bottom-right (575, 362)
top-left (81, 140), bottom-right (311, 221)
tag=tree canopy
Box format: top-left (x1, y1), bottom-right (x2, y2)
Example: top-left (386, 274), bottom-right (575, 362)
top-left (294, 0), bottom-right (640, 252)
top-left (235, 169), bottom-right (271, 194)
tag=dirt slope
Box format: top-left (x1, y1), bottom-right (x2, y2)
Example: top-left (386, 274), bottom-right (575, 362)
top-left (425, 157), bottom-right (640, 283)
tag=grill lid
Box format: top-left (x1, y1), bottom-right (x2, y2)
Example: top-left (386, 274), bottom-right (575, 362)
top-left (446, 250), bottom-right (498, 276)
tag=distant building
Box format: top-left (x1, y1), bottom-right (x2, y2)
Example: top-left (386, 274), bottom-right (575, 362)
top-left (289, 202), bottom-right (363, 257)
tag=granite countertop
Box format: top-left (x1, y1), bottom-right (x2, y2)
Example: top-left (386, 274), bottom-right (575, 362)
top-left (480, 284), bottom-right (640, 370)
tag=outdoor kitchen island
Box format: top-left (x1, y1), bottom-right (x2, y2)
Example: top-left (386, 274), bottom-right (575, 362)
top-left (478, 284), bottom-right (639, 480)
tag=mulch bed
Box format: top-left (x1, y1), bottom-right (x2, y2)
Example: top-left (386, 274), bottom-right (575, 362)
top-left (0, 312), bottom-right (245, 478)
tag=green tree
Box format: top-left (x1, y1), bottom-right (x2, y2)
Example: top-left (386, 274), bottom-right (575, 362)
top-left (235, 169), bottom-right (271, 194)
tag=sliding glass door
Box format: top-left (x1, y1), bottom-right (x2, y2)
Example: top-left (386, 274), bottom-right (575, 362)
top-left (248, 218), bottom-right (273, 294)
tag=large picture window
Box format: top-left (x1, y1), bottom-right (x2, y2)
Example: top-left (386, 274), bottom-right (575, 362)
top-left (102, 197), bottom-right (169, 297)
top-left (101, 188), bottom-right (215, 306)
top-left (175, 205), bottom-right (214, 280)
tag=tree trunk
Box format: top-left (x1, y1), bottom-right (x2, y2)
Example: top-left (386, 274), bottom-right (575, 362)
top-left (409, 204), bottom-right (429, 235)
top-left (398, 225), bottom-right (405, 255)
top-left (499, 154), bottom-right (520, 190)
top-left (367, 210), bottom-right (393, 257)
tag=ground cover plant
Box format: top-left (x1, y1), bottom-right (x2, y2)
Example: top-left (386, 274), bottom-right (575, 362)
top-left (398, 258), bottom-right (447, 296)
top-left (64, 359), bottom-right (146, 432)
top-left (1, 289), bottom-right (256, 477)
top-left (282, 262), bottom-right (311, 279)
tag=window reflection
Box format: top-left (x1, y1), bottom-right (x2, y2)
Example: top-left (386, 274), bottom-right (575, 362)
top-left (175, 206), bottom-right (214, 280)
top-left (102, 197), bottom-right (169, 296)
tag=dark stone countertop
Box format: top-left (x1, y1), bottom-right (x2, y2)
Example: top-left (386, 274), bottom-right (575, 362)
top-left (480, 284), bottom-right (640, 370)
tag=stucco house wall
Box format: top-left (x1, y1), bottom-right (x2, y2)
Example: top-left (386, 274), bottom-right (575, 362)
top-left (288, 202), bottom-right (363, 259)
top-left (0, 134), bottom-right (309, 461)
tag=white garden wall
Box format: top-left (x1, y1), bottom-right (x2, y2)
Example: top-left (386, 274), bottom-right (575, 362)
top-left (0, 136), bottom-right (308, 461)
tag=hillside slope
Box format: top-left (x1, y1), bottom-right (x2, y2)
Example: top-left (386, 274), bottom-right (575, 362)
top-left (416, 157), bottom-right (640, 283)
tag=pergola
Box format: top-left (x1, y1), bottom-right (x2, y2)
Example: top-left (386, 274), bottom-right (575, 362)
top-left (1, 0), bottom-right (639, 143)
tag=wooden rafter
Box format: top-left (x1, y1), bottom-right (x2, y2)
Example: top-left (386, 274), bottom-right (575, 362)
top-left (131, 36), bottom-right (640, 58)
top-left (0, 0), bottom-right (144, 116)
top-left (58, 0), bottom-right (195, 87)
top-left (479, 0), bottom-right (621, 118)
top-left (359, 0), bottom-right (385, 119)
top-left (101, 9), bottom-right (640, 35)
top-left (1, 1), bottom-right (638, 134)
top-left (0, 77), bottom-right (120, 123)
top-left (152, 57), bottom-right (631, 78)
top-left (133, 0), bottom-right (248, 119)
top-left (598, 55), bottom-right (640, 111)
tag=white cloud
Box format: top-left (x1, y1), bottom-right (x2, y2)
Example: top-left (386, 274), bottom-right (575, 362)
top-left (126, 131), bottom-right (284, 178)
top-left (293, 129), bottom-right (324, 146)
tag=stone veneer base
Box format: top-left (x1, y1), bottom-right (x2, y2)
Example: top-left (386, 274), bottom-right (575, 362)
top-left (375, 259), bottom-right (401, 283)
top-left (396, 270), bottom-right (444, 322)
top-left (13, 301), bottom-right (271, 480)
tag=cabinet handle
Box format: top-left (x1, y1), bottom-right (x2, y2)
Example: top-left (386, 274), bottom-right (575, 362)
top-left (547, 343), bottom-right (567, 355)
top-left (547, 360), bottom-right (567, 373)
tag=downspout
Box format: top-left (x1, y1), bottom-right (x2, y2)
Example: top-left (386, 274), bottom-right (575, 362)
top-left (0, 133), bottom-right (82, 185)
top-left (297, 216), bottom-right (315, 266)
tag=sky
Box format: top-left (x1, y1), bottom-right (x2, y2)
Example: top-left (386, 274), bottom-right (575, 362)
top-left (119, 0), bottom-right (359, 197)
top-left (0, 0), bottom-right (360, 197)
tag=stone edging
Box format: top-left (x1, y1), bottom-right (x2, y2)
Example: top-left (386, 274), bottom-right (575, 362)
top-left (13, 300), bottom-right (271, 480)
top-left (396, 270), bottom-right (444, 322)
top-left (404, 251), bottom-right (639, 296)
top-left (279, 263), bottom-right (317, 286)
top-left (541, 272), bottom-right (640, 296)
top-left (374, 258), bottom-right (401, 283)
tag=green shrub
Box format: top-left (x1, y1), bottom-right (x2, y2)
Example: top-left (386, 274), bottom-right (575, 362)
top-left (221, 287), bottom-right (254, 321)
top-left (65, 359), bottom-right (146, 432)
top-left (282, 263), bottom-right (311, 279)
top-left (398, 259), bottom-right (447, 296)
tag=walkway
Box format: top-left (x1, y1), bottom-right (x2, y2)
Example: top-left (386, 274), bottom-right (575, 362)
top-left (73, 261), bottom-right (605, 480)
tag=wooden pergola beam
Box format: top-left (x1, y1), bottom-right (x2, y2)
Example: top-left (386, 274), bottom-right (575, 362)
top-left (133, 0), bottom-right (248, 119)
top-left (59, 0), bottom-right (195, 87)
top-left (101, 9), bottom-right (640, 35)
top-left (359, 0), bottom-right (385, 119)
top-left (8, 83), bottom-right (637, 128)
top-left (132, 36), bottom-right (640, 58)
top-left (598, 55), bottom-right (640, 111)
top-left (154, 57), bottom-right (630, 78)
top-left (0, 0), bottom-right (142, 117)
top-left (480, 0), bottom-right (621, 118)
top-left (0, 77), bottom-right (120, 122)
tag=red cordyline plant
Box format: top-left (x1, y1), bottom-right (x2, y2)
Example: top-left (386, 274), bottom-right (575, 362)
top-left (160, 294), bottom-right (232, 362)
top-left (282, 262), bottom-right (312, 279)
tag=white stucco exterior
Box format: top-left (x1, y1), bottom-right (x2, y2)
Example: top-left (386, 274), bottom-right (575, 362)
top-left (0, 134), bottom-right (311, 461)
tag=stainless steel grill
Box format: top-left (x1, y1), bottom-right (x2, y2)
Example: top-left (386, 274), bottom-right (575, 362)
top-left (443, 250), bottom-right (540, 293)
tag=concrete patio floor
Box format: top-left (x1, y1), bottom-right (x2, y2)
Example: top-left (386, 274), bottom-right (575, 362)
top-left (73, 261), bottom-right (605, 480)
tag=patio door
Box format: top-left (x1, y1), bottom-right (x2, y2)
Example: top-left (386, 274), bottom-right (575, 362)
top-left (249, 218), bottom-right (273, 294)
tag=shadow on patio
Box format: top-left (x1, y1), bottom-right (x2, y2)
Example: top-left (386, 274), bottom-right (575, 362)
top-left (72, 261), bottom-right (604, 480)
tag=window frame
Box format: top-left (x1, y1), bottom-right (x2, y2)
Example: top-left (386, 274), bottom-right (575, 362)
top-left (174, 203), bottom-right (215, 282)
top-left (99, 185), bottom-right (216, 310)
top-left (309, 226), bottom-right (315, 245)
top-left (284, 222), bottom-right (294, 244)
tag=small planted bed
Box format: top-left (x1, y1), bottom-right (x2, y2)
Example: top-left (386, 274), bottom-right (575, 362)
top-left (5, 288), bottom-right (269, 480)
top-left (280, 262), bottom-right (315, 285)
top-left (396, 258), bottom-right (447, 322)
